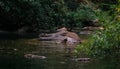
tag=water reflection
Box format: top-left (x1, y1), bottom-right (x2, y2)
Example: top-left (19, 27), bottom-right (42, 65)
top-left (0, 38), bottom-right (120, 69)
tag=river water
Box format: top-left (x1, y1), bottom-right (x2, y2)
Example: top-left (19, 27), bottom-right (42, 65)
top-left (0, 33), bottom-right (119, 69)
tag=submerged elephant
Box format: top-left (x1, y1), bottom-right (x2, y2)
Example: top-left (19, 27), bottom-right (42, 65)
top-left (57, 27), bottom-right (81, 44)
top-left (39, 27), bottom-right (81, 45)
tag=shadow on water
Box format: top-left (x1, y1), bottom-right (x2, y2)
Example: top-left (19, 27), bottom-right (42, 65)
top-left (0, 31), bottom-right (38, 39)
top-left (0, 33), bottom-right (120, 69)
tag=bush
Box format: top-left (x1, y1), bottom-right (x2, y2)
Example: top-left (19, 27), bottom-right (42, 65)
top-left (76, 10), bottom-right (120, 58)
top-left (89, 22), bottom-right (120, 58)
top-left (0, 0), bottom-right (69, 31)
top-left (0, 0), bottom-right (99, 32)
top-left (66, 3), bottom-right (97, 28)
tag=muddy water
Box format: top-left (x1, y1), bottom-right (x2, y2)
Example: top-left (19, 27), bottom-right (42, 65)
top-left (0, 34), bottom-right (119, 69)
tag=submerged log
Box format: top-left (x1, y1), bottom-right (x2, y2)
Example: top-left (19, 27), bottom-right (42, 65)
top-left (24, 54), bottom-right (46, 59)
top-left (72, 58), bottom-right (90, 61)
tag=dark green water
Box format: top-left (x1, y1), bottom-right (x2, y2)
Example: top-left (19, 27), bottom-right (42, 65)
top-left (0, 33), bottom-right (119, 69)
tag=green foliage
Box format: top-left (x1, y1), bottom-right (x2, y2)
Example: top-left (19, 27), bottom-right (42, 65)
top-left (90, 9), bottom-right (120, 58)
top-left (0, 0), bottom-right (69, 31)
top-left (76, 10), bottom-right (120, 58)
top-left (0, 0), bottom-right (40, 31)
top-left (64, 0), bottom-right (79, 11)
top-left (89, 22), bottom-right (120, 58)
top-left (76, 4), bottom-right (97, 21)
top-left (75, 0), bottom-right (120, 58)
top-left (66, 3), bottom-right (97, 28)
top-left (0, 0), bottom-right (98, 32)
top-left (74, 40), bottom-right (91, 57)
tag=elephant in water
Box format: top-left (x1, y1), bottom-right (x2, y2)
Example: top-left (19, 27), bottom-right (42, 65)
top-left (39, 27), bottom-right (81, 45)
top-left (57, 27), bottom-right (81, 44)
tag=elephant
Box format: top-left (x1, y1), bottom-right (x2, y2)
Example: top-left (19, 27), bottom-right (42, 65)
top-left (39, 27), bottom-right (81, 45)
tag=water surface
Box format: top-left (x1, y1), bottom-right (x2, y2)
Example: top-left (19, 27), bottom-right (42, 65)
top-left (0, 33), bottom-right (119, 69)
